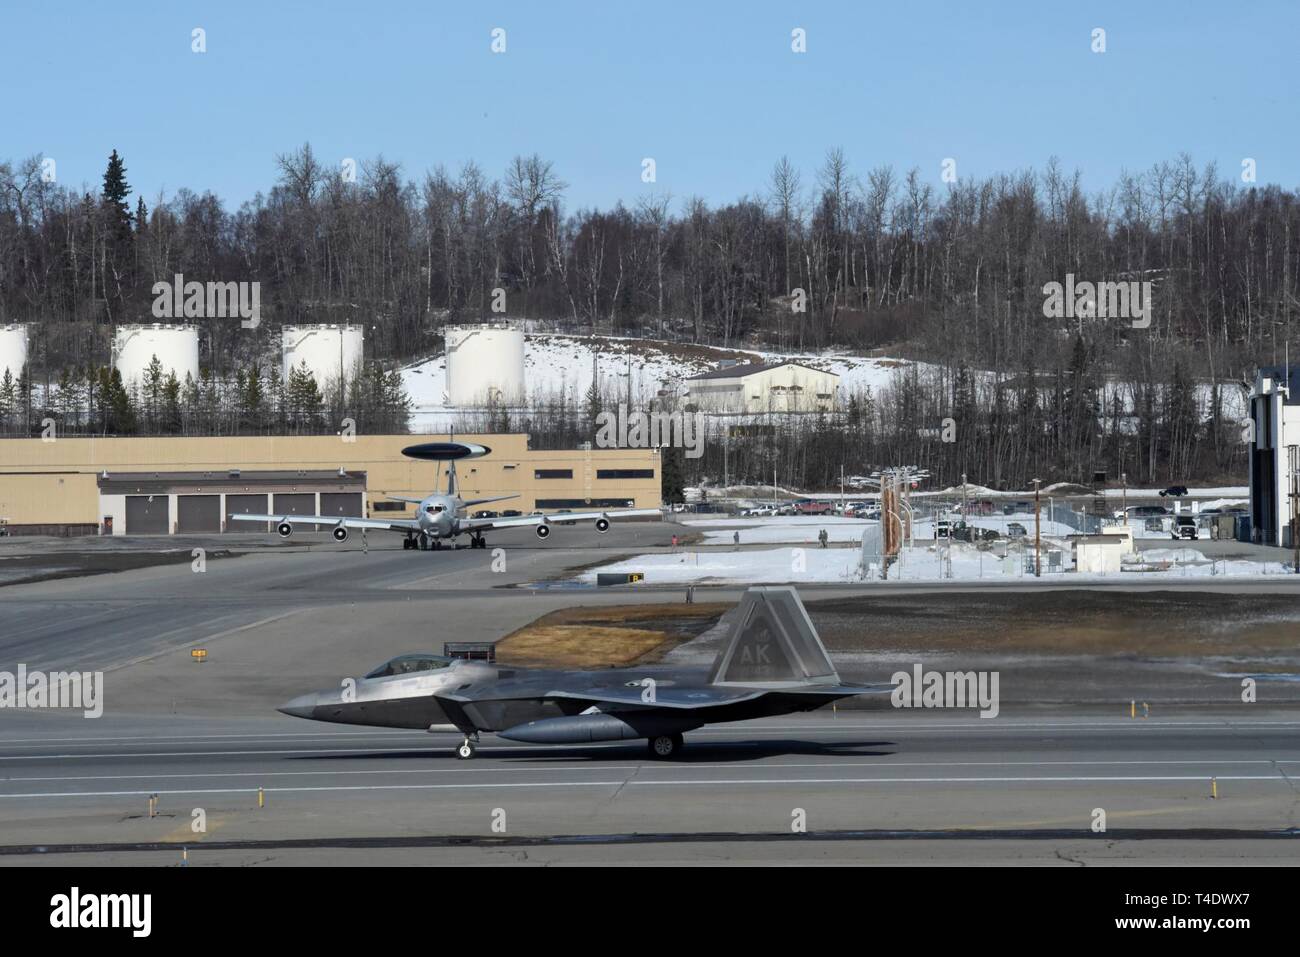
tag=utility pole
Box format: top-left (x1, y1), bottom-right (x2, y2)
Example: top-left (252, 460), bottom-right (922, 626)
top-left (1291, 447), bottom-right (1299, 573)
top-left (1121, 472), bottom-right (1127, 525)
top-left (1032, 478), bottom-right (1042, 577)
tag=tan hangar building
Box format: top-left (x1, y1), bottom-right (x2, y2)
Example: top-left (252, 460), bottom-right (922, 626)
top-left (0, 434), bottom-right (660, 536)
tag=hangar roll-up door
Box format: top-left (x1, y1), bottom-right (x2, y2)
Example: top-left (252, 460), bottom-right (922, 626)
top-left (125, 495), bottom-right (169, 535)
top-left (320, 492), bottom-right (363, 517)
top-left (226, 494), bottom-right (269, 532)
top-left (177, 495), bottom-right (221, 533)
top-left (273, 493), bottom-right (315, 517)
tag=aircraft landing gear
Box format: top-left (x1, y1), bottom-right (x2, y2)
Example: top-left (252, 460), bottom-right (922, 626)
top-left (470, 534), bottom-right (487, 549)
top-left (456, 737), bottom-right (478, 760)
top-left (417, 535), bottom-right (428, 551)
top-left (403, 535), bottom-right (416, 550)
top-left (647, 733), bottom-right (684, 760)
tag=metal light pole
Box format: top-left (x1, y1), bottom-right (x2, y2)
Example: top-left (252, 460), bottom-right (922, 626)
top-left (1032, 478), bottom-right (1042, 577)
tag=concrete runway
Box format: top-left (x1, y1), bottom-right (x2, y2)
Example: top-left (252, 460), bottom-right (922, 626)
top-left (1, 711), bottom-right (1298, 865)
top-left (2, 524), bottom-right (1300, 864)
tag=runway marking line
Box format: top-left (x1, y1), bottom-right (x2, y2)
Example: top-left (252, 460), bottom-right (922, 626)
top-left (1, 774), bottom-right (1296, 800)
top-left (7, 758), bottom-right (1300, 786)
top-left (2, 719), bottom-right (1299, 751)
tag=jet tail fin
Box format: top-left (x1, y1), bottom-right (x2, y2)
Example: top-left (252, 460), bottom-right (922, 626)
top-left (708, 586), bottom-right (839, 686)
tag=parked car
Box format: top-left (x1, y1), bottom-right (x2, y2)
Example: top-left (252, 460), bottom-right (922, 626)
top-left (1006, 522), bottom-right (1028, 540)
top-left (951, 522), bottom-right (999, 543)
top-left (795, 501), bottom-right (832, 515)
top-left (473, 510), bottom-right (499, 519)
top-left (1172, 515), bottom-right (1198, 540)
top-left (554, 509), bottom-right (577, 525)
top-left (501, 509), bottom-right (522, 517)
top-left (1128, 505), bottom-right (1170, 518)
top-left (1160, 485), bottom-right (1190, 498)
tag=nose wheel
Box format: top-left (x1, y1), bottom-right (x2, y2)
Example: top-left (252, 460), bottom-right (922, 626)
top-left (456, 738), bottom-right (477, 760)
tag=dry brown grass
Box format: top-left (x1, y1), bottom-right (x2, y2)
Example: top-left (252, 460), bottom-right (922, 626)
top-left (495, 602), bottom-right (732, 669)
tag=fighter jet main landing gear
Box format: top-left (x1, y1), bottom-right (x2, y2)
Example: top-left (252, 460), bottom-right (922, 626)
top-left (647, 733), bottom-right (684, 760)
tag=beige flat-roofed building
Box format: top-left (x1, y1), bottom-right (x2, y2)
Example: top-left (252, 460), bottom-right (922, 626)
top-left (684, 361), bottom-right (838, 414)
top-left (0, 434), bottom-right (660, 535)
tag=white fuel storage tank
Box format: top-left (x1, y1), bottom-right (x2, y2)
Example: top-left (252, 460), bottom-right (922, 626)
top-left (282, 324), bottom-right (364, 391)
top-left (113, 324), bottom-right (200, 388)
top-left (445, 323), bottom-right (525, 406)
top-left (0, 324), bottom-right (29, 380)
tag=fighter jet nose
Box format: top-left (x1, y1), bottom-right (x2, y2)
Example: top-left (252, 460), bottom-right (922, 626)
top-left (277, 693), bottom-right (319, 719)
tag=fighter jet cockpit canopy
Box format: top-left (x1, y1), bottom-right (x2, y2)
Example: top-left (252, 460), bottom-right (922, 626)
top-left (364, 655), bottom-right (456, 679)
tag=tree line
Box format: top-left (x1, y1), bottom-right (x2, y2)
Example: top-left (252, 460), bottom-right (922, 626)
top-left (2, 145), bottom-right (1296, 487)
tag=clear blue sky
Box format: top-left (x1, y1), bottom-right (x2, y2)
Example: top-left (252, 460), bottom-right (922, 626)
top-left (4, 1), bottom-right (1296, 213)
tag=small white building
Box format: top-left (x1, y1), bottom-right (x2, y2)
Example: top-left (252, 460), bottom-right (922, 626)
top-left (1247, 366), bottom-right (1300, 546)
top-left (684, 361), bottom-right (838, 414)
top-left (1073, 535), bottom-right (1126, 575)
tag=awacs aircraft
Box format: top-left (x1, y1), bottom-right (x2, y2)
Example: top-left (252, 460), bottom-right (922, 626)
top-left (228, 440), bottom-right (661, 550)
top-left (278, 586), bottom-right (888, 759)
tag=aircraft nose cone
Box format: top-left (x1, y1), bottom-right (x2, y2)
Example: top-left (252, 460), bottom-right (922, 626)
top-left (278, 692), bottom-right (319, 719)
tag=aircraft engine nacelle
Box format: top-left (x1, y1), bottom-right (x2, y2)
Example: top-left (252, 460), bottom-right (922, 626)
top-left (535, 523), bottom-right (551, 539)
top-left (594, 518), bottom-right (611, 534)
top-left (332, 524), bottom-right (348, 543)
top-left (276, 521), bottom-right (293, 538)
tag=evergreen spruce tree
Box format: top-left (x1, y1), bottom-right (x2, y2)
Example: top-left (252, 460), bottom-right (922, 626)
top-left (243, 365), bottom-right (264, 432)
top-left (0, 369), bottom-right (14, 432)
top-left (163, 372), bottom-right (182, 434)
top-left (101, 150), bottom-right (133, 241)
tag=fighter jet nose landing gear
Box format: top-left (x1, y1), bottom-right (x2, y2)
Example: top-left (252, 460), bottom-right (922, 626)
top-left (456, 738), bottom-right (478, 759)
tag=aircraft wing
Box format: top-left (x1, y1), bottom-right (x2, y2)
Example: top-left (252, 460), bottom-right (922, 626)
top-left (461, 494), bottom-right (520, 508)
top-left (228, 513), bottom-right (420, 533)
top-left (541, 685), bottom-right (769, 709)
top-left (539, 683), bottom-right (894, 708)
top-left (457, 514), bottom-right (550, 532)
top-left (431, 681), bottom-right (764, 712)
top-left (459, 507), bottom-right (662, 532)
top-left (552, 508), bottom-right (663, 523)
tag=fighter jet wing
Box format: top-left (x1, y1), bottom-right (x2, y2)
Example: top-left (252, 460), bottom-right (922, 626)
top-left (433, 682), bottom-right (765, 709)
top-left (543, 685), bottom-right (769, 709)
top-left (228, 513), bottom-right (420, 532)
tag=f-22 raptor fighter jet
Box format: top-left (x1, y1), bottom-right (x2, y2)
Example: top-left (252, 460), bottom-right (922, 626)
top-left (278, 586), bottom-right (887, 759)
